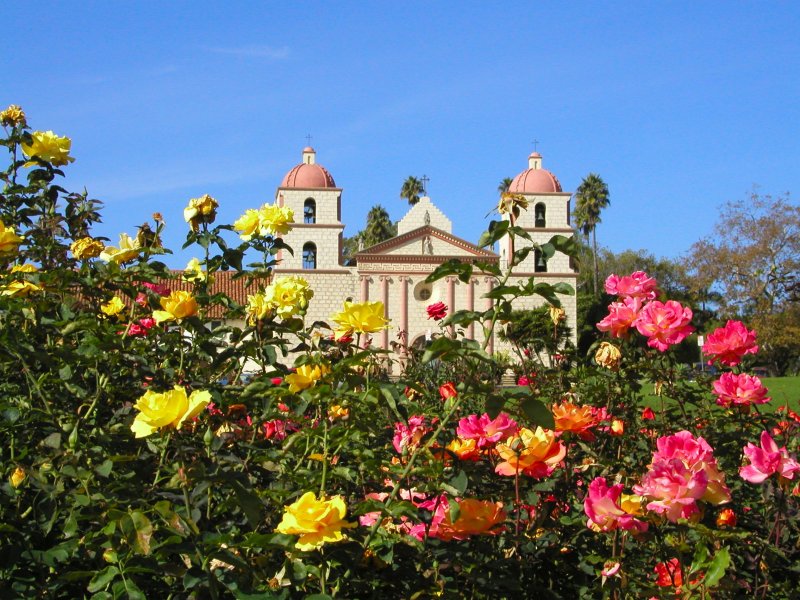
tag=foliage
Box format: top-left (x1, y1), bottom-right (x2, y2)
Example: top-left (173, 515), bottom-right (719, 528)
top-left (573, 173), bottom-right (610, 297)
top-left (2, 111), bottom-right (800, 599)
top-left (688, 192), bottom-right (800, 374)
top-left (497, 177), bottom-right (513, 194)
top-left (400, 175), bottom-right (424, 206)
top-left (342, 204), bottom-right (397, 265)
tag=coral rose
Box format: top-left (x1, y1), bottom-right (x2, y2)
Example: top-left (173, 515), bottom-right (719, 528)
top-left (495, 427), bottom-right (566, 478)
top-left (712, 372), bottom-right (770, 407)
top-left (553, 401), bottom-right (597, 441)
top-left (130, 386), bottom-right (211, 438)
top-left (597, 297), bottom-right (642, 338)
top-left (702, 320), bottom-right (758, 367)
top-left (634, 300), bottom-right (694, 352)
top-left (584, 477), bottom-right (648, 533)
top-left (604, 271), bottom-right (658, 300)
top-left (438, 382), bottom-right (457, 401)
top-left (437, 498), bottom-right (507, 541)
top-left (740, 430), bottom-right (800, 484)
top-left (457, 412), bottom-right (519, 449)
top-left (275, 491), bottom-right (353, 551)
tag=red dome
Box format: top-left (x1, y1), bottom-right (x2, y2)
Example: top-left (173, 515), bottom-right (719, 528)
top-left (508, 168), bottom-right (562, 194)
top-left (280, 147), bottom-right (337, 189)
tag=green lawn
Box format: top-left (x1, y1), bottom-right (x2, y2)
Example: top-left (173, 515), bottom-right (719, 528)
top-left (639, 376), bottom-right (800, 412)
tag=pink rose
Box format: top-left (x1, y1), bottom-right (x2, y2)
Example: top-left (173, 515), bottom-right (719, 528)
top-left (712, 372), bottom-right (771, 407)
top-left (702, 320), bottom-right (758, 367)
top-left (634, 300), bottom-right (694, 352)
top-left (740, 431), bottom-right (800, 484)
top-left (393, 415), bottom-right (430, 454)
top-left (605, 271), bottom-right (658, 300)
top-left (597, 297), bottom-right (643, 338)
top-left (456, 412), bottom-right (519, 449)
top-left (584, 477), bottom-right (647, 533)
top-left (634, 458), bottom-right (708, 522)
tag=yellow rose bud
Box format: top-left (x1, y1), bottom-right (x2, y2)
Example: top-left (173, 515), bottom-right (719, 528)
top-left (130, 386), bottom-right (211, 438)
top-left (183, 194), bottom-right (218, 232)
top-left (275, 491), bottom-right (354, 551)
top-left (0, 104), bottom-right (26, 127)
top-left (100, 296), bottom-right (125, 317)
top-left (0, 220), bottom-right (24, 255)
top-left (10, 466), bottom-right (25, 488)
top-left (21, 130), bottom-right (75, 167)
top-left (70, 237), bottom-right (105, 260)
top-left (152, 290), bottom-right (198, 324)
top-left (594, 342), bottom-right (622, 370)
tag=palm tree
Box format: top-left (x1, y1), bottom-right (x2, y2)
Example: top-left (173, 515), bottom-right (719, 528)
top-left (573, 173), bottom-right (610, 296)
top-left (400, 176), bottom-right (424, 206)
top-left (361, 204), bottom-right (397, 248)
top-left (497, 177), bottom-right (513, 194)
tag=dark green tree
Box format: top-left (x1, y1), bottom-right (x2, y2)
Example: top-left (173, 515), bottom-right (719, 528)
top-left (341, 204), bottom-right (397, 265)
top-left (497, 177), bottom-right (513, 194)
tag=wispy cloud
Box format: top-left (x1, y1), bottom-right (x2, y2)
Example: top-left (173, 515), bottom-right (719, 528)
top-left (206, 44), bottom-right (290, 60)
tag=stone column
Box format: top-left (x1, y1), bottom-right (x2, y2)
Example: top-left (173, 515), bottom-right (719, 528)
top-left (446, 276), bottom-right (457, 338)
top-left (359, 274), bottom-right (370, 302)
top-left (398, 276), bottom-right (409, 354)
top-left (466, 278), bottom-right (476, 340)
top-left (380, 275), bottom-right (390, 350)
top-left (484, 276), bottom-right (495, 354)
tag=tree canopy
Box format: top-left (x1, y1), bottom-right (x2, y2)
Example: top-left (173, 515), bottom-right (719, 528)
top-left (400, 176), bottom-right (424, 206)
top-left (573, 173), bottom-right (610, 296)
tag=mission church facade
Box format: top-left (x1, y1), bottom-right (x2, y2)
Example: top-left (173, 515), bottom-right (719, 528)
top-left (266, 146), bottom-right (578, 362)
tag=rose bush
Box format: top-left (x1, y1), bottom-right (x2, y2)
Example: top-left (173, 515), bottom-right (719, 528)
top-left (1, 107), bottom-right (799, 599)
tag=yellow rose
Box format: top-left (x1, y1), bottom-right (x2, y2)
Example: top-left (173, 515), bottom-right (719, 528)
top-left (183, 194), bottom-right (219, 232)
top-left (258, 204), bottom-right (294, 236)
top-left (497, 192), bottom-right (529, 220)
top-left (21, 130), bottom-right (75, 167)
top-left (0, 221), bottom-right (24, 255)
top-left (70, 236), bottom-right (105, 260)
top-left (620, 493), bottom-right (645, 517)
top-left (100, 296), bottom-right (125, 317)
top-left (0, 105), bottom-right (26, 127)
top-left (275, 491), bottom-right (353, 551)
top-left (264, 276), bottom-right (313, 318)
top-left (246, 291), bottom-right (270, 325)
top-left (130, 386), bottom-right (211, 438)
top-left (99, 233), bottom-right (141, 264)
top-left (9, 466), bottom-right (25, 488)
top-left (1, 264), bottom-right (41, 297)
top-left (330, 301), bottom-right (389, 341)
top-left (594, 342), bottom-right (622, 370)
top-left (152, 290), bottom-right (198, 324)
top-left (233, 208), bottom-right (261, 241)
top-left (182, 258), bottom-right (207, 283)
top-left (285, 363), bottom-right (331, 393)
top-left (328, 405), bottom-right (349, 421)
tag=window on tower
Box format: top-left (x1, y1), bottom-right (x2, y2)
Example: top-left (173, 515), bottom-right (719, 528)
top-left (534, 248), bottom-right (548, 273)
top-left (534, 203), bottom-right (546, 228)
top-left (304, 198), bottom-right (316, 224)
top-left (303, 242), bottom-right (317, 269)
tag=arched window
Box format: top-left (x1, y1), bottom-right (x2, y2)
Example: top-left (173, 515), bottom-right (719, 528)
top-left (304, 198), bottom-right (316, 224)
top-left (534, 248), bottom-right (548, 273)
top-left (302, 242), bottom-right (317, 269)
top-left (534, 203), bottom-right (546, 228)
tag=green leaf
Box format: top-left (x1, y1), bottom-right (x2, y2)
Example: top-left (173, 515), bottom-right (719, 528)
top-left (477, 220), bottom-right (510, 248)
top-left (424, 259), bottom-right (473, 284)
top-left (87, 566), bottom-right (119, 593)
top-left (120, 511), bottom-right (153, 556)
top-left (420, 336), bottom-right (461, 363)
top-left (449, 470), bottom-right (468, 496)
top-left (230, 480), bottom-right (264, 529)
top-left (485, 394), bottom-right (506, 419)
top-left (703, 547), bottom-right (731, 588)
top-left (520, 398), bottom-right (554, 429)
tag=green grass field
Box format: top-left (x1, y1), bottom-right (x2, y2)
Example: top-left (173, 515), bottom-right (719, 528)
top-left (640, 376), bottom-right (800, 412)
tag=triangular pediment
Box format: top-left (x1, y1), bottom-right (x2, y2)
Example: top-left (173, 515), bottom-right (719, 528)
top-left (356, 225), bottom-right (498, 262)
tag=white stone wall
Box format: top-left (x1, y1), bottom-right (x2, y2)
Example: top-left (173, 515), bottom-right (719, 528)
top-left (277, 188), bottom-right (344, 270)
top-left (397, 197), bottom-right (452, 234)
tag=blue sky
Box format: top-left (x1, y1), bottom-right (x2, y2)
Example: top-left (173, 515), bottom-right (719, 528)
top-left (4, 2), bottom-right (799, 267)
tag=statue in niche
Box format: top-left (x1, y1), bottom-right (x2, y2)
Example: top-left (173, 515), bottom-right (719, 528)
top-left (424, 210), bottom-right (431, 226)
